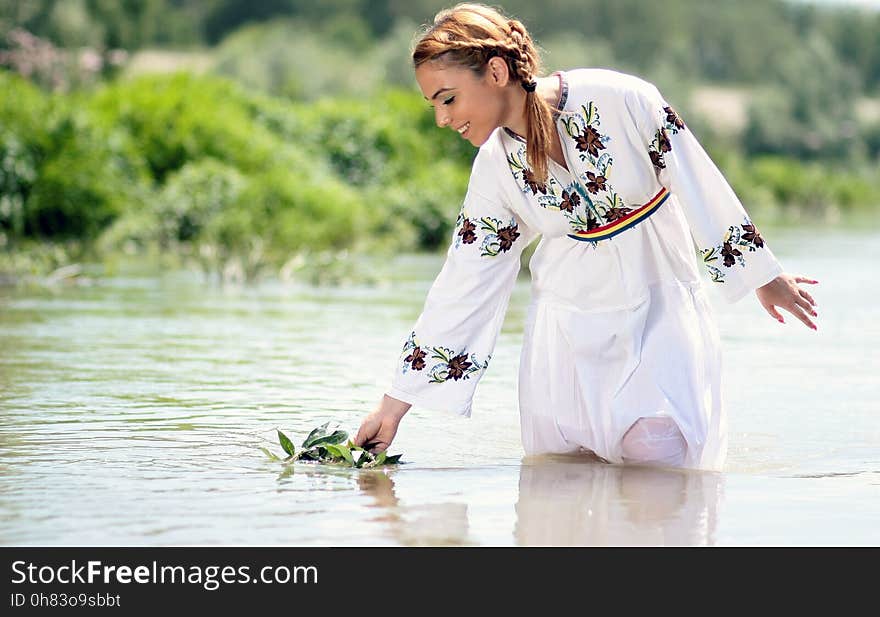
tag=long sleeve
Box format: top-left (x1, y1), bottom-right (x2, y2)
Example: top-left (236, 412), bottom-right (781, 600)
top-left (627, 83), bottom-right (784, 303)
top-left (387, 153), bottom-right (537, 417)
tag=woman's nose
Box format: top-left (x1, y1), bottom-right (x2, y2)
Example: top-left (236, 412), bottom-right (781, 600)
top-left (435, 109), bottom-right (450, 128)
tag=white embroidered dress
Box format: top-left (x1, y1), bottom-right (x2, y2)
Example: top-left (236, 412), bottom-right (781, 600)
top-left (386, 68), bottom-right (783, 471)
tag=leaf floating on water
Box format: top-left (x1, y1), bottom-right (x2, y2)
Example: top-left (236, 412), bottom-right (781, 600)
top-left (308, 430), bottom-right (349, 449)
top-left (277, 430), bottom-right (296, 457)
top-left (336, 444), bottom-right (355, 465)
top-left (260, 447), bottom-right (281, 462)
top-left (323, 443), bottom-right (354, 465)
top-left (301, 421), bottom-right (342, 449)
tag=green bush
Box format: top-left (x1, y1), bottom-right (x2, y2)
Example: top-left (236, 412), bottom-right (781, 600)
top-left (730, 155), bottom-right (880, 219)
top-left (245, 165), bottom-right (368, 258)
top-left (29, 106), bottom-right (148, 240)
top-left (367, 160), bottom-right (471, 251)
top-left (154, 158), bottom-right (248, 248)
top-left (1, 72), bottom-right (148, 242)
top-left (88, 72), bottom-right (290, 181)
top-left (286, 89), bottom-right (475, 187)
top-left (0, 72), bottom-right (52, 239)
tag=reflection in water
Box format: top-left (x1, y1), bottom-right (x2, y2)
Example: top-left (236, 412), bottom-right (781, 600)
top-left (514, 455), bottom-right (722, 546)
top-left (353, 456), bottom-right (722, 546)
top-left (357, 470), bottom-right (471, 546)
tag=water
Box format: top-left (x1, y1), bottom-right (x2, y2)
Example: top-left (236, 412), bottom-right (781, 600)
top-left (1, 227), bottom-right (878, 546)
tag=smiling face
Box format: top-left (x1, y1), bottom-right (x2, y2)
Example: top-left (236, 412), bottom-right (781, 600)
top-left (415, 57), bottom-right (515, 147)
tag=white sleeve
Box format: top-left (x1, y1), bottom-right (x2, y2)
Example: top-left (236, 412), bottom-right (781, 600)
top-left (386, 163), bottom-right (537, 417)
top-left (627, 83), bottom-right (784, 303)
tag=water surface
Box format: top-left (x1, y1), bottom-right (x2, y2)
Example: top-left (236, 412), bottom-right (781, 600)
top-left (1, 227), bottom-right (878, 545)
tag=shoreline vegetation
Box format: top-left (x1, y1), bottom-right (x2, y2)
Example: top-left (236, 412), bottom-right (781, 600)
top-left (2, 0), bottom-right (880, 286)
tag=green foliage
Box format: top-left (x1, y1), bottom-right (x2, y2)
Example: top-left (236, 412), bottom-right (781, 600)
top-left (2, 69), bottom-right (475, 278)
top-left (283, 90), bottom-right (473, 250)
top-left (153, 158), bottom-right (247, 247)
top-left (723, 154), bottom-right (880, 223)
top-left (743, 34), bottom-right (862, 160)
top-left (0, 72), bottom-right (49, 238)
top-left (211, 17), bottom-right (377, 101)
top-left (0, 71), bottom-right (147, 241)
top-left (89, 72), bottom-right (293, 180)
top-left (270, 422), bottom-right (403, 468)
top-left (26, 108), bottom-right (146, 240)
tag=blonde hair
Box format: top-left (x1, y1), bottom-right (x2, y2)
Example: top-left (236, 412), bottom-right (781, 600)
top-left (412, 3), bottom-right (555, 185)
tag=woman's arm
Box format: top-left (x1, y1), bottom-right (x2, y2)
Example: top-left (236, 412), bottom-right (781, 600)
top-left (353, 148), bottom-right (536, 451)
top-left (626, 81), bottom-right (820, 329)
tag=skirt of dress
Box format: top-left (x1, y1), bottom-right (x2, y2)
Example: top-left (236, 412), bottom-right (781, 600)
top-left (517, 278), bottom-right (726, 471)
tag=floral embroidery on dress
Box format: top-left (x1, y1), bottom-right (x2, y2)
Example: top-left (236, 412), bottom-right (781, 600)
top-left (506, 149), bottom-right (563, 207)
top-left (400, 331), bottom-right (490, 383)
top-left (700, 219), bottom-right (767, 283)
top-left (560, 103), bottom-right (611, 166)
top-left (454, 210), bottom-right (521, 257)
top-left (457, 217), bottom-right (477, 244)
top-left (478, 216), bottom-right (520, 256)
top-left (404, 345), bottom-right (427, 371)
top-left (665, 106), bottom-right (686, 130)
top-left (649, 106), bottom-right (686, 171)
top-left (522, 168), bottom-right (548, 195)
top-left (585, 171), bottom-right (607, 194)
top-left (558, 188), bottom-right (580, 213)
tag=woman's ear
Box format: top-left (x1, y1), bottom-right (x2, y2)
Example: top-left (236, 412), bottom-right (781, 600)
top-left (487, 56), bottom-right (510, 87)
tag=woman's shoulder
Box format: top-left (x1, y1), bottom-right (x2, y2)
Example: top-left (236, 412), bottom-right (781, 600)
top-left (560, 67), bottom-right (660, 101)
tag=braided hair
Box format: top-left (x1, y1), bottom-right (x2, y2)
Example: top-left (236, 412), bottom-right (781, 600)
top-left (412, 3), bottom-right (555, 186)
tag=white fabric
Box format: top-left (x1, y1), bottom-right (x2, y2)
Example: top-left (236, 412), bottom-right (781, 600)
top-left (621, 417), bottom-right (688, 467)
top-left (386, 68), bottom-right (784, 471)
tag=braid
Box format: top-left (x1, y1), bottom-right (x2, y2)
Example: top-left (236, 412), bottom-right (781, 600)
top-left (504, 19), bottom-right (538, 87)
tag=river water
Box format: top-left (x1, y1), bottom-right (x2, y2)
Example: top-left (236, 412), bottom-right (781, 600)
top-left (1, 227), bottom-right (878, 545)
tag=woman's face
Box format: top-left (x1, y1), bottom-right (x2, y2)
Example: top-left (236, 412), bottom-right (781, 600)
top-left (415, 58), bottom-right (513, 147)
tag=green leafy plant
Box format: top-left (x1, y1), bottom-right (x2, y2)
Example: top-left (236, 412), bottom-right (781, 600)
top-left (263, 421), bottom-right (402, 468)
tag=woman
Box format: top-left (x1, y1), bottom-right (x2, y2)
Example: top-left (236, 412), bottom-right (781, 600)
top-left (354, 3), bottom-right (819, 471)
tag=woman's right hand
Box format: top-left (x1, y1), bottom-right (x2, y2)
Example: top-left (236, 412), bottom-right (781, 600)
top-left (353, 394), bottom-right (411, 453)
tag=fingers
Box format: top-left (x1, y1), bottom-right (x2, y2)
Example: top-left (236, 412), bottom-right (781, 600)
top-left (793, 294), bottom-right (818, 318)
top-left (792, 275), bottom-right (819, 329)
top-left (362, 441), bottom-right (388, 454)
top-left (354, 418), bottom-right (378, 447)
top-left (798, 288), bottom-right (816, 307)
top-left (354, 419), bottom-right (391, 453)
top-left (766, 302), bottom-right (818, 330)
top-left (765, 304), bottom-right (785, 324)
top-left (783, 303), bottom-right (817, 330)
top-left (793, 274), bottom-right (818, 308)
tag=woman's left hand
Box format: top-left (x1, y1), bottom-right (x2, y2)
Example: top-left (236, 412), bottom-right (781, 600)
top-left (755, 274), bottom-right (820, 330)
